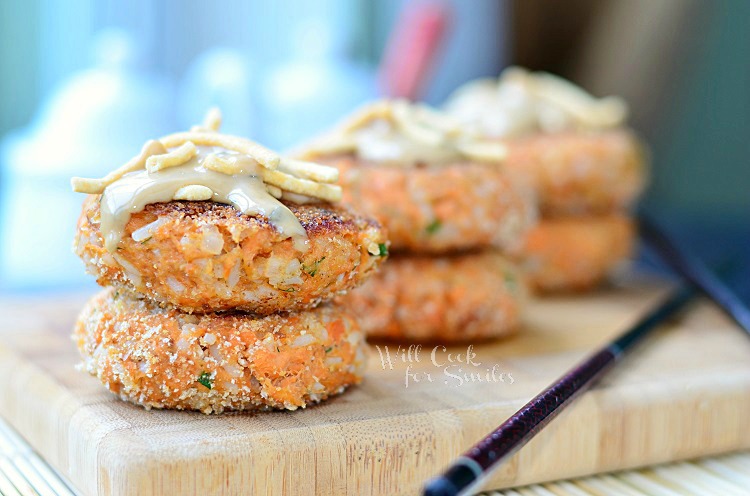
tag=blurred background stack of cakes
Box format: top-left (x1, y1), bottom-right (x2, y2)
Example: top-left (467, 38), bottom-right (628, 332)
top-left (445, 67), bottom-right (646, 292)
top-left (296, 100), bottom-right (535, 342)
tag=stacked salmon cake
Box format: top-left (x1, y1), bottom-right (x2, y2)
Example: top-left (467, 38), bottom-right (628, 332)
top-left (296, 101), bottom-right (535, 342)
top-left (446, 67), bottom-right (647, 292)
top-left (71, 112), bottom-right (387, 413)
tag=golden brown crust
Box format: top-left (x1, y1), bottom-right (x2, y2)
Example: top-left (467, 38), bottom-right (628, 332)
top-left (504, 129), bottom-right (647, 215)
top-left (518, 214), bottom-right (635, 292)
top-left (318, 156), bottom-right (536, 255)
top-left (75, 196), bottom-right (388, 314)
top-left (337, 252), bottom-right (525, 342)
top-left (74, 288), bottom-right (367, 413)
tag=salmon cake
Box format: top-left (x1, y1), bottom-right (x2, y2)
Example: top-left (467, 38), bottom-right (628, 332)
top-left (75, 195), bottom-right (387, 314)
top-left (338, 252), bottom-right (526, 342)
top-left (295, 99), bottom-right (536, 255)
top-left (505, 130), bottom-right (646, 215)
top-left (72, 122), bottom-right (389, 315)
top-left (74, 288), bottom-right (367, 413)
top-left (445, 67), bottom-right (647, 215)
top-left (519, 214), bottom-right (635, 292)
top-left (320, 155), bottom-right (534, 254)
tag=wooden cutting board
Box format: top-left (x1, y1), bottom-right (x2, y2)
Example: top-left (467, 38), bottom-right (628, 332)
top-left (0, 280), bottom-right (748, 496)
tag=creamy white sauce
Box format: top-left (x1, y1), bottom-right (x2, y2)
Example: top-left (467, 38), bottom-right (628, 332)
top-left (354, 120), bottom-right (463, 165)
top-left (100, 146), bottom-right (308, 252)
top-left (296, 100), bottom-right (506, 166)
top-left (445, 67), bottom-right (628, 138)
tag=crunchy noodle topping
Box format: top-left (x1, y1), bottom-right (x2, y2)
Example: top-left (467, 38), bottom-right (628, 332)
top-left (445, 66), bottom-right (629, 138)
top-left (71, 109), bottom-right (340, 198)
top-left (71, 109), bottom-right (342, 252)
top-left (293, 99), bottom-right (507, 166)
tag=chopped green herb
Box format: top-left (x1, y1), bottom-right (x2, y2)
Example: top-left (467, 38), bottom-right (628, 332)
top-left (425, 219), bottom-right (442, 235)
top-left (324, 346), bottom-right (333, 353)
top-left (140, 236), bottom-right (152, 244)
top-left (197, 371), bottom-right (213, 390)
top-left (282, 287), bottom-right (296, 293)
top-left (378, 243), bottom-right (388, 257)
top-left (303, 256), bottom-right (326, 276)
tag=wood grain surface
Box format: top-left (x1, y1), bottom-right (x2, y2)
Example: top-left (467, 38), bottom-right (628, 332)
top-left (0, 280), bottom-right (748, 496)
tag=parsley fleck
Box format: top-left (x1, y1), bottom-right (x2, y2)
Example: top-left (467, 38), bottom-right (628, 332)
top-left (377, 243), bottom-right (388, 257)
top-left (303, 256), bottom-right (326, 276)
top-left (324, 346), bottom-right (333, 353)
top-left (197, 371), bottom-right (213, 390)
top-left (282, 287), bottom-right (296, 293)
top-left (140, 236), bottom-right (152, 244)
top-left (425, 219), bottom-right (442, 235)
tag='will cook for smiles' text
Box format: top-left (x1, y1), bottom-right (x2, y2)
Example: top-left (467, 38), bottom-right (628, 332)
top-left (375, 345), bottom-right (515, 388)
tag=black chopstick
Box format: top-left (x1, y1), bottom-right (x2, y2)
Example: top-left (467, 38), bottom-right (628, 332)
top-left (423, 284), bottom-right (695, 496)
top-left (638, 214), bottom-right (750, 336)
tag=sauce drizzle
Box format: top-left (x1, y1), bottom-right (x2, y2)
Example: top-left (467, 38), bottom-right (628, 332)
top-left (100, 146), bottom-right (308, 252)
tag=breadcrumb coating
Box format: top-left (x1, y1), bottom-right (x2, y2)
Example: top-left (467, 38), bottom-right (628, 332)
top-left (338, 252), bottom-right (526, 342)
top-left (317, 156), bottom-right (536, 255)
top-left (74, 288), bottom-right (367, 413)
top-left (505, 129), bottom-right (647, 215)
top-left (519, 214), bottom-right (635, 292)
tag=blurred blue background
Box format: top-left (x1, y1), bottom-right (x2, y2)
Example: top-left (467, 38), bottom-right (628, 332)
top-left (0, 0), bottom-right (747, 292)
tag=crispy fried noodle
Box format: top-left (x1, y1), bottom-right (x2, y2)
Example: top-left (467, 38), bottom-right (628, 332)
top-left (71, 109), bottom-right (342, 253)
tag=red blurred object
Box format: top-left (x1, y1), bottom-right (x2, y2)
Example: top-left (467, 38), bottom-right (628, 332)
top-left (378, 1), bottom-right (451, 100)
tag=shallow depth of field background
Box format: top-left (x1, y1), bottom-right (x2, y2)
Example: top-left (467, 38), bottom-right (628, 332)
top-left (0, 0), bottom-right (747, 292)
